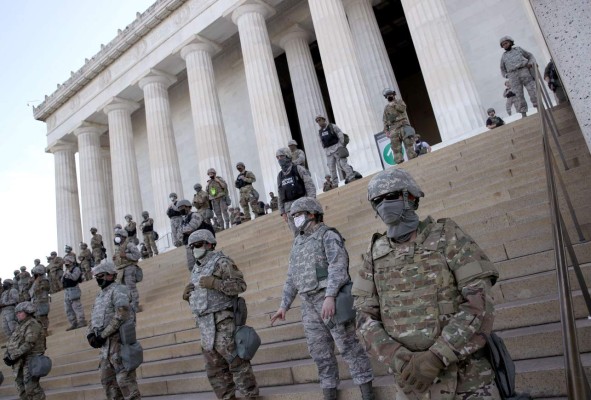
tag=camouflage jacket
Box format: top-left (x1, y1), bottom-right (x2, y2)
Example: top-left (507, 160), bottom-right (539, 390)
top-left (140, 217), bottom-right (155, 233)
top-left (280, 224), bottom-right (350, 310)
top-left (29, 277), bottom-right (50, 307)
top-left (113, 239), bottom-right (140, 269)
top-left (500, 46), bottom-right (536, 77)
top-left (48, 256), bottom-right (64, 272)
top-left (382, 99), bottom-right (409, 131)
top-left (352, 216), bottom-right (498, 372)
top-left (179, 212), bottom-right (204, 245)
top-left (5, 316), bottom-right (45, 366)
top-left (125, 221), bottom-right (137, 238)
top-left (207, 176), bottom-right (228, 200)
top-left (291, 149), bottom-right (306, 167)
top-left (90, 233), bottom-right (103, 249)
top-left (269, 197), bottom-right (278, 211)
top-left (0, 287), bottom-right (19, 307)
top-left (235, 170), bottom-right (256, 189)
top-left (78, 248), bottom-right (93, 265)
top-left (193, 190), bottom-right (210, 210)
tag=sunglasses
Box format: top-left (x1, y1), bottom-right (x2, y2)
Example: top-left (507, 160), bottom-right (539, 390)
top-left (371, 192), bottom-right (402, 208)
top-left (95, 273), bottom-right (106, 279)
top-left (190, 242), bottom-right (206, 249)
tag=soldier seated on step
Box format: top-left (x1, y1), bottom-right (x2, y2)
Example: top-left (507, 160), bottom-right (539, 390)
top-left (353, 167), bottom-right (502, 399)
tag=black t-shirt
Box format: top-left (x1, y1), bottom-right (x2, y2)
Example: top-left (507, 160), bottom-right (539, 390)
top-left (486, 116), bottom-right (505, 128)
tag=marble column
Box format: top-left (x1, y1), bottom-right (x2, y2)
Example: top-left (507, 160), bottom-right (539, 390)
top-left (308, 0), bottom-right (382, 175)
top-left (101, 148), bottom-right (116, 251)
top-left (49, 142), bottom-right (83, 254)
top-left (530, 0), bottom-right (591, 153)
top-left (400, 0), bottom-right (484, 142)
top-left (103, 98), bottom-right (143, 224)
top-left (231, 3), bottom-right (293, 196)
top-left (74, 123), bottom-right (113, 253)
top-left (138, 70), bottom-right (183, 235)
top-left (344, 0), bottom-right (400, 125)
top-left (180, 41), bottom-right (236, 204)
top-left (277, 25), bottom-right (329, 179)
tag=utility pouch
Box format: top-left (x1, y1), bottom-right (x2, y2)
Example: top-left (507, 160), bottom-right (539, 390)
top-left (234, 325), bottom-right (261, 361)
top-left (135, 266), bottom-right (143, 283)
top-left (402, 125), bottom-right (416, 139)
top-left (326, 281), bottom-right (356, 329)
top-left (119, 320), bottom-right (137, 345)
top-left (486, 332), bottom-right (532, 400)
top-left (336, 146), bottom-right (349, 158)
top-left (233, 297), bottom-right (248, 327)
top-left (28, 354), bottom-right (52, 378)
top-left (121, 342), bottom-right (143, 372)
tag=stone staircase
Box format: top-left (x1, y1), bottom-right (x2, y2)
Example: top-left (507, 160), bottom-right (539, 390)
top-left (1, 104), bottom-right (590, 399)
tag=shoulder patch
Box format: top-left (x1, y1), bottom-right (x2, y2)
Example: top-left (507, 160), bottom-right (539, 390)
top-left (371, 233), bottom-right (392, 260)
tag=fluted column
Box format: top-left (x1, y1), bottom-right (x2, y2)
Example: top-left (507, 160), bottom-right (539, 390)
top-left (308, 0), bottom-right (382, 175)
top-left (138, 70), bottom-right (183, 235)
top-left (277, 25), bottom-right (329, 178)
top-left (232, 3), bottom-right (292, 195)
top-left (103, 98), bottom-right (143, 224)
top-left (49, 142), bottom-right (83, 254)
top-left (344, 0), bottom-right (400, 125)
top-left (180, 41), bottom-right (236, 204)
top-left (74, 123), bottom-right (113, 253)
top-left (101, 148), bottom-right (116, 256)
top-left (401, 0), bottom-right (484, 142)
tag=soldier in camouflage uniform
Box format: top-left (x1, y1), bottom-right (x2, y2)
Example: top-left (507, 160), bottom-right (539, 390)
top-left (315, 115), bottom-right (356, 186)
top-left (288, 139), bottom-right (306, 167)
top-left (3, 302), bottom-right (46, 400)
top-left (113, 229), bottom-right (141, 313)
top-left (271, 198), bottom-right (375, 400)
top-left (276, 147), bottom-right (317, 236)
top-left (167, 193), bottom-right (184, 247)
top-left (193, 183), bottom-right (212, 222)
top-left (500, 35), bottom-right (537, 118)
top-left (177, 199), bottom-right (214, 272)
top-left (90, 227), bottom-right (106, 264)
top-left (87, 261), bottom-right (140, 400)
top-left (0, 279), bottom-right (19, 337)
top-left (323, 174), bottom-right (335, 192)
top-left (47, 251), bottom-right (63, 294)
top-left (269, 192), bottom-right (278, 212)
top-left (62, 255), bottom-right (87, 331)
top-left (17, 266), bottom-right (32, 302)
top-left (352, 168), bottom-right (501, 399)
top-left (29, 265), bottom-right (50, 336)
top-left (64, 244), bottom-right (77, 262)
top-left (382, 88), bottom-right (417, 165)
top-left (182, 230), bottom-right (259, 399)
top-left (124, 215), bottom-right (139, 246)
top-left (78, 242), bottom-right (94, 281)
top-left (206, 168), bottom-right (230, 231)
top-left (140, 211), bottom-right (159, 258)
top-left (235, 162), bottom-right (260, 221)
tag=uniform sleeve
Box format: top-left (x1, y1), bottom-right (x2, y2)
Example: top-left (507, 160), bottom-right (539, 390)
top-left (500, 56), bottom-right (507, 78)
top-left (10, 322), bottom-right (41, 360)
top-left (10, 289), bottom-right (19, 304)
top-left (520, 47), bottom-right (536, 65)
top-left (218, 177), bottom-right (228, 190)
top-left (298, 166), bottom-right (316, 199)
top-left (279, 265), bottom-right (298, 311)
top-left (125, 243), bottom-right (141, 262)
top-left (332, 124), bottom-right (345, 146)
top-left (394, 99), bottom-right (407, 113)
top-left (100, 287), bottom-right (131, 338)
top-left (244, 171), bottom-right (256, 184)
top-left (293, 150), bottom-right (306, 166)
top-left (323, 230), bottom-right (350, 298)
top-left (278, 174), bottom-right (286, 215)
top-left (382, 108), bottom-right (388, 131)
top-left (429, 220), bottom-right (497, 366)
top-left (214, 257), bottom-right (247, 296)
top-left (63, 266), bottom-right (81, 281)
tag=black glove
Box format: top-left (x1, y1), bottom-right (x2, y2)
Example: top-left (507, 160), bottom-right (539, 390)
top-left (87, 333), bottom-right (107, 349)
top-left (3, 356), bottom-right (14, 366)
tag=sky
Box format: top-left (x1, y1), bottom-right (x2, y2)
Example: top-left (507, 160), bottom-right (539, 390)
top-left (0, 0), bottom-right (154, 279)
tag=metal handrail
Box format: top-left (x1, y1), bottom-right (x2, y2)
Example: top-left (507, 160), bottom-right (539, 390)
top-left (534, 66), bottom-right (591, 399)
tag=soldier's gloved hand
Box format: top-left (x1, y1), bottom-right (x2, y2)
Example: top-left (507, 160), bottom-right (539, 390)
top-left (400, 350), bottom-right (444, 393)
top-left (198, 276), bottom-right (221, 290)
top-left (182, 283), bottom-right (195, 301)
top-left (3, 356), bottom-right (14, 367)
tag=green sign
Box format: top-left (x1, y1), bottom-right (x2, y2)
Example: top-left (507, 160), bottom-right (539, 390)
top-left (383, 143), bottom-right (395, 165)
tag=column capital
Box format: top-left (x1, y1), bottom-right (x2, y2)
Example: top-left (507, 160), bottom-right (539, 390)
top-left (276, 24), bottom-right (312, 49)
top-left (103, 97), bottom-right (140, 115)
top-left (229, 0), bottom-right (275, 24)
top-left (342, 0), bottom-right (381, 7)
top-left (47, 140), bottom-right (77, 154)
top-left (74, 122), bottom-right (108, 137)
top-left (180, 41), bottom-right (221, 60)
top-left (138, 69), bottom-right (177, 90)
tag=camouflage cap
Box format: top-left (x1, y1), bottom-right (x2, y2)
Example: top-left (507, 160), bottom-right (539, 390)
top-left (114, 228), bottom-right (128, 237)
top-left (287, 139), bottom-right (297, 146)
top-left (499, 35), bottom-right (514, 46)
top-left (382, 88), bottom-right (396, 97)
top-left (177, 199), bottom-right (192, 208)
top-left (15, 301), bottom-right (36, 314)
top-left (276, 147), bottom-right (292, 159)
top-left (367, 168), bottom-right (424, 202)
top-left (188, 229), bottom-right (217, 245)
top-left (325, 174), bottom-right (331, 179)
top-left (20, 266), bottom-right (26, 271)
top-left (193, 183), bottom-right (202, 191)
top-left (92, 260), bottom-right (117, 276)
top-left (207, 168), bottom-right (217, 174)
top-left (32, 265), bottom-right (46, 275)
top-left (290, 197), bottom-right (323, 216)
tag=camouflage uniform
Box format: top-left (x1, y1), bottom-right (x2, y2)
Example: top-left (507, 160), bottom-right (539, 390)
top-left (167, 200), bottom-right (183, 247)
top-left (193, 189), bottom-right (211, 222)
top-left (383, 99), bottom-right (417, 165)
top-left (0, 283), bottom-right (19, 336)
top-left (124, 220), bottom-right (139, 246)
top-left (89, 281), bottom-right (140, 399)
top-left (5, 313), bottom-right (46, 400)
top-left (91, 231), bottom-right (106, 264)
top-left (29, 273), bottom-right (50, 336)
top-left (235, 170), bottom-right (259, 221)
top-left (503, 85), bottom-right (518, 116)
top-left (279, 223), bottom-right (373, 390)
top-left (269, 195), bottom-right (278, 212)
top-left (323, 176), bottom-right (335, 193)
top-left (48, 256), bottom-right (63, 294)
top-left (230, 208), bottom-right (242, 227)
top-left (187, 251), bottom-right (258, 399)
top-left (318, 123), bottom-right (355, 185)
top-left (277, 164), bottom-right (317, 235)
top-left (179, 211), bottom-right (205, 271)
top-left (62, 261), bottom-right (86, 329)
top-left (114, 238), bottom-right (141, 312)
top-left (353, 217), bottom-right (501, 399)
top-left (207, 176), bottom-right (230, 230)
top-left (17, 269), bottom-right (31, 302)
top-left (79, 247), bottom-right (94, 281)
top-left (500, 46), bottom-right (537, 113)
top-left (291, 148), bottom-right (306, 167)
top-left (140, 217), bottom-right (159, 257)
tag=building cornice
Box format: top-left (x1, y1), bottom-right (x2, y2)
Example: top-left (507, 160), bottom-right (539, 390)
top-left (33, 0), bottom-right (187, 122)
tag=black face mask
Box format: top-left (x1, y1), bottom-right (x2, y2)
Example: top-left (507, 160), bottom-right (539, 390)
top-left (2, 284), bottom-right (9, 290)
top-left (97, 278), bottom-right (115, 289)
top-left (387, 96), bottom-right (394, 102)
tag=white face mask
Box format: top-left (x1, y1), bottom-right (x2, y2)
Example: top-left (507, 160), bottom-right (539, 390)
top-left (193, 247), bottom-right (207, 260)
top-left (294, 214), bottom-right (307, 229)
top-left (114, 237), bottom-right (122, 244)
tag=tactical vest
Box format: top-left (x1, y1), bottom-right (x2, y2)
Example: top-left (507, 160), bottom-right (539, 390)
top-left (141, 219), bottom-right (153, 233)
top-left (167, 202), bottom-right (182, 218)
top-left (235, 172), bottom-right (250, 189)
top-left (62, 266), bottom-right (81, 288)
top-left (289, 225), bottom-right (333, 294)
top-left (278, 167), bottom-right (306, 202)
top-left (319, 124), bottom-right (339, 148)
top-left (7, 317), bottom-right (45, 358)
top-left (114, 240), bottom-right (135, 269)
top-left (189, 252), bottom-right (234, 317)
top-left (126, 224), bottom-right (137, 237)
top-left (207, 178), bottom-right (226, 199)
top-left (91, 283), bottom-right (129, 331)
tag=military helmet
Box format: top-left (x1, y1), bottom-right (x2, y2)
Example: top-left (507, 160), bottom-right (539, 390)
top-left (325, 174), bottom-right (331, 179)
top-left (3, 279), bottom-right (13, 285)
top-left (177, 199), bottom-right (192, 208)
top-left (287, 139), bottom-right (297, 146)
top-left (188, 229), bottom-right (217, 246)
top-left (90, 227), bottom-right (97, 233)
top-left (487, 108), bottom-right (495, 114)
top-left (15, 301), bottom-right (35, 314)
top-left (114, 224), bottom-right (122, 230)
top-left (124, 214), bottom-right (133, 220)
top-left (207, 168), bottom-right (217, 175)
top-left (382, 88), bottom-right (396, 97)
top-left (499, 35), bottom-right (514, 46)
top-left (80, 242), bottom-right (88, 248)
top-left (314, 114), bottom-right (326, 122)
top-left (50, 251), bottom-right (57, 257)
top-left (367, 168), bottom-right (424, 204)
top-left (65, 245), bottom-right (72, 252)
top-left (276, 147), bottom-right (292, 159)
top-left (236, 162), bottom-right (245, 169)
top-left (13, 270), bottom-right (19, 276)
top-left (142, 211), bottom-right (149, 218)
top-left (92, 260), bottom-right (117, 276)
top-left (169, 192), bottom-right (178, 199)
top-left (20, 266), bottom-right (26, 271)
top-left (193, 183), bottom-right (202, 191)
top-left (34, 259), bottom-right (40, 264)
top-left (32, 265), bottom-right (46, 275)
top-left (63, 255), bottom-right (76, 264)
top-left (114, 228), bottom-right (128, 237)
top-left (290, 197), bottom-right (324, 216)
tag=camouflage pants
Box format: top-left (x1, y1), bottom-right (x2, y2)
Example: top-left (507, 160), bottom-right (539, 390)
top-left (239, 186), bottom-right (259, 221)
top-left (48, 269), bottom-right (63, 294)
top-left (37, 315), bottom-right (49, 336)
top-left (196, 207), bottom-right (212, 225)
top-left (1, 307), bottom-right (16, 337)
top-left (120, 266), bottom-right (140, 312)
top-left (81, 260), bottom-right (93, 281)
top-left (100, 343), bottom-right (141, 400)
top-left (211, 198), bottom-right (230, 230)
top-left (388, 126), bottom-right (417, 165)
top-left (300, 290), bottom-right (374, 389)
top-left (143, 231), bottom-right (159, 257)
top-left (202, 317), bottom-right (259, 399)
top-left (508, 67), bottom-right (537, 113)
top-left (505, 96), bottom-right (518, 115)
top-left (64, 291), bottom-right (85, 326)
top-left (170, 216), bottom-right (183, 247)
top-left (92, 247), bottom-right (105, 264)
top-left (326, 152), bottom-right (354, 186)
top-left (14, 360), bottom-right (45, 400)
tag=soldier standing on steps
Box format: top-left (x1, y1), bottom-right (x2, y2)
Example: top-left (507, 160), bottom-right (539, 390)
top-left (47, 251), bottom-right (64, 293)
top-left (182, 229), bottom-right (259, 399)
top-left (271, 198), bottom-right (375, 400)
top-left (382, 88), bottom-right (417, 165)
top-left (167, 192), bottom-right (184, 247)
top-left (79, 242), bottom-right (94, 281)
top-left (90, 227), bottom-right (106, 264)
top-left (140, 211), bottom-right (159, 258)
top-left (235, 162), bottom-right (259, 222)
top-left (352, 168), bottom-right (501, 399)
top-left (499, 35), bottom-right (537, 118)
top-left (124, 215), bottom-right (139, 245)
top-left (0, 279), bottom-right (19, 336)
top-left (62, 255), bottom-right (87, 331)
top-left (113, 228), bottom-right (142, 313)
top-left (206, 168), bottom-right (231, 231)
top-left (29, 264), bottom-right (50, 336)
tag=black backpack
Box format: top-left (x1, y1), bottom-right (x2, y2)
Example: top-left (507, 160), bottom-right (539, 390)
top-left (486, 333), bottom-right (532, 400)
